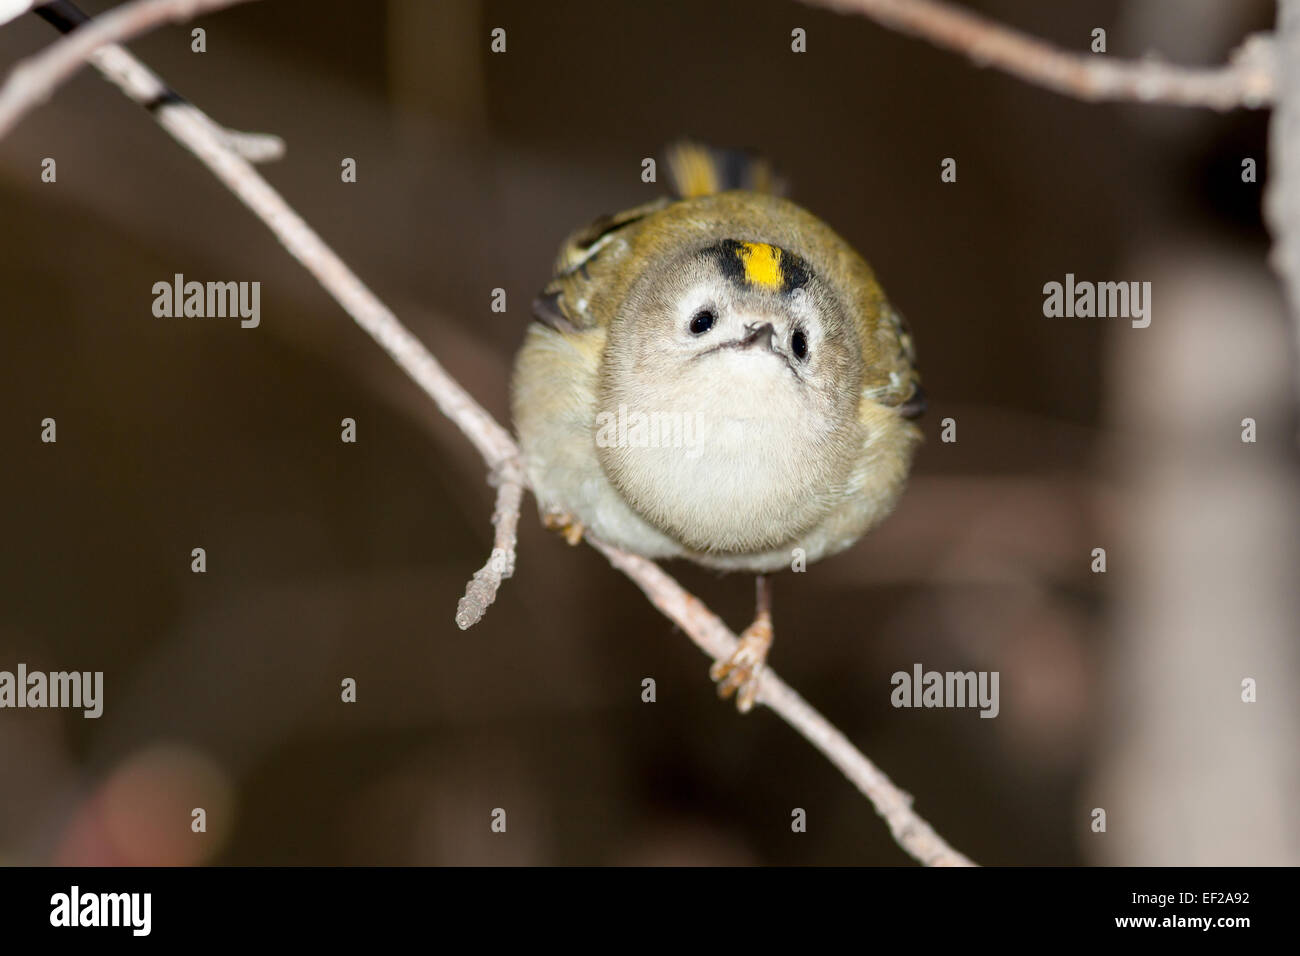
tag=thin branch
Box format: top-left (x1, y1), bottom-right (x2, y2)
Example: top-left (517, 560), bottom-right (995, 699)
top-left (10, 0), bottom-right (976, 866)
top-left (0, 0), bottom-right (262, 139)
top-left (455, 460), bottom-right (524, 630)
top-left (2, 0), bottom-right (283, 161)
top-left (5, 0), bottom-right (518, 466)
top-left (799, 0), bottom-right (1276, 110)
top-left (594, 540), bottom-right (974, 866)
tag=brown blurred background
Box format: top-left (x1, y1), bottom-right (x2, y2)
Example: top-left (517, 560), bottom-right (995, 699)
top-left (1, 0), bottom-right (1297, 865)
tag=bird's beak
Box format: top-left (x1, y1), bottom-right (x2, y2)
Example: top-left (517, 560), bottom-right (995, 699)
top-left (740, 322), bottom-right (777, 350)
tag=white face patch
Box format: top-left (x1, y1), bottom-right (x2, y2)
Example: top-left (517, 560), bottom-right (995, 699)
top-left (674, 281), bottom-right (730, 332)
top-left (595, 244), bottom-right (863, 553)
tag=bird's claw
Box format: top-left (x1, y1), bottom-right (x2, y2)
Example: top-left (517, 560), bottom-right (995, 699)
top-left (710, 613), bottom-right (773, 714)
top-left (542, 508), bottom-right (585, 546)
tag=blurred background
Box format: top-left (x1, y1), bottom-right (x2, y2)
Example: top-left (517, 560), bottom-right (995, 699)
top-left (1, 0), bottom-right (1297, 865)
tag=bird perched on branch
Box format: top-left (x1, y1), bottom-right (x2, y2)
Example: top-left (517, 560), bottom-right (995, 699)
top-left (512, 142), bottom-right (924, 712)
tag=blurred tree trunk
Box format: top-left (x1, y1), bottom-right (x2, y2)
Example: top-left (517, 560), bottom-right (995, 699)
top-left (1093, 244), bottom-right (1300, 865)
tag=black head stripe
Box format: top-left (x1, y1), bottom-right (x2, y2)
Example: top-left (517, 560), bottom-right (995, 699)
top-left (707, 239), bottom-right (812, 294)
top-left (713, 239), bottom-right (748, 286)
top-left (780, 254), bottom-right (810, 293)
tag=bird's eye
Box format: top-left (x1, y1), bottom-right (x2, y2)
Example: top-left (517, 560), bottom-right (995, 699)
top-left (791, 328), bottom-right (808, 360)
top-left (689, 308), bottom-right (716, 335)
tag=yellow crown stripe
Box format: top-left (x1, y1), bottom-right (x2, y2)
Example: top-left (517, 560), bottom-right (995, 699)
top-left (738, 242), bottom-right (783, 290)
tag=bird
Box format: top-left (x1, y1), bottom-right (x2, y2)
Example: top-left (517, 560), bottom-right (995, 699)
top-left (511, 142), bottom-right (924, 712)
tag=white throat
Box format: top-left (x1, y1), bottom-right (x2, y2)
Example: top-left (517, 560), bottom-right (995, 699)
top-left (598, 348), bottom-right (848, 553)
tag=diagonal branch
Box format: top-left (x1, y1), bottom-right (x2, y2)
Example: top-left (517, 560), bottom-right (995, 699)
top-left (0, 0), bottom-right (261, 139)
top-left (595, 541), bottom-right (974, 866)
top-left (799, 0), bottom-right (1276, 110)
top-left (1, 0), bottom-right (283, 160)
top-left (5, 0), bottom-right (976, 866)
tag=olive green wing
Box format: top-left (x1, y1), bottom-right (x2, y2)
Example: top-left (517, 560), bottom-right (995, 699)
top-left (873, 304), bottom-right (925, 420)
top-left (828, 234), bottom-right (925, 422)
top-left (531, 198), bottom-right (670, 332)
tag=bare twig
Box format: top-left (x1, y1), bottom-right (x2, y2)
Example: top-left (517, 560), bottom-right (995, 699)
top-left (7, 0), bottom-right (975, 866)
top-left (455, 460), bottom-right (525, 630)
top-left (6, 0), bottom-right (516, 465)
top-left (0, 0), bottom-right (263, 139)
top-left (2, 0), bottom-right (283, 160)
top-left (594, 541), bottom-right (975, 866)
top-left (799, 0), bottom-right (1276, 110)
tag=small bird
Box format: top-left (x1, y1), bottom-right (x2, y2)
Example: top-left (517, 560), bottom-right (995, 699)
top-left (511, 143), bottom-right (924, 712)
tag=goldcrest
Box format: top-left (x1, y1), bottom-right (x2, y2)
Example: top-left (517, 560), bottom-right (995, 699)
top-left (511, 143), bottom-right (925, 710)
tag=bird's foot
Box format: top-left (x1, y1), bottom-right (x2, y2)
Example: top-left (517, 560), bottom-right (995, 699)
top-left (710, 609), bottom-right (773, 714)
top-left (542, 508), bottom-right (585, 546)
